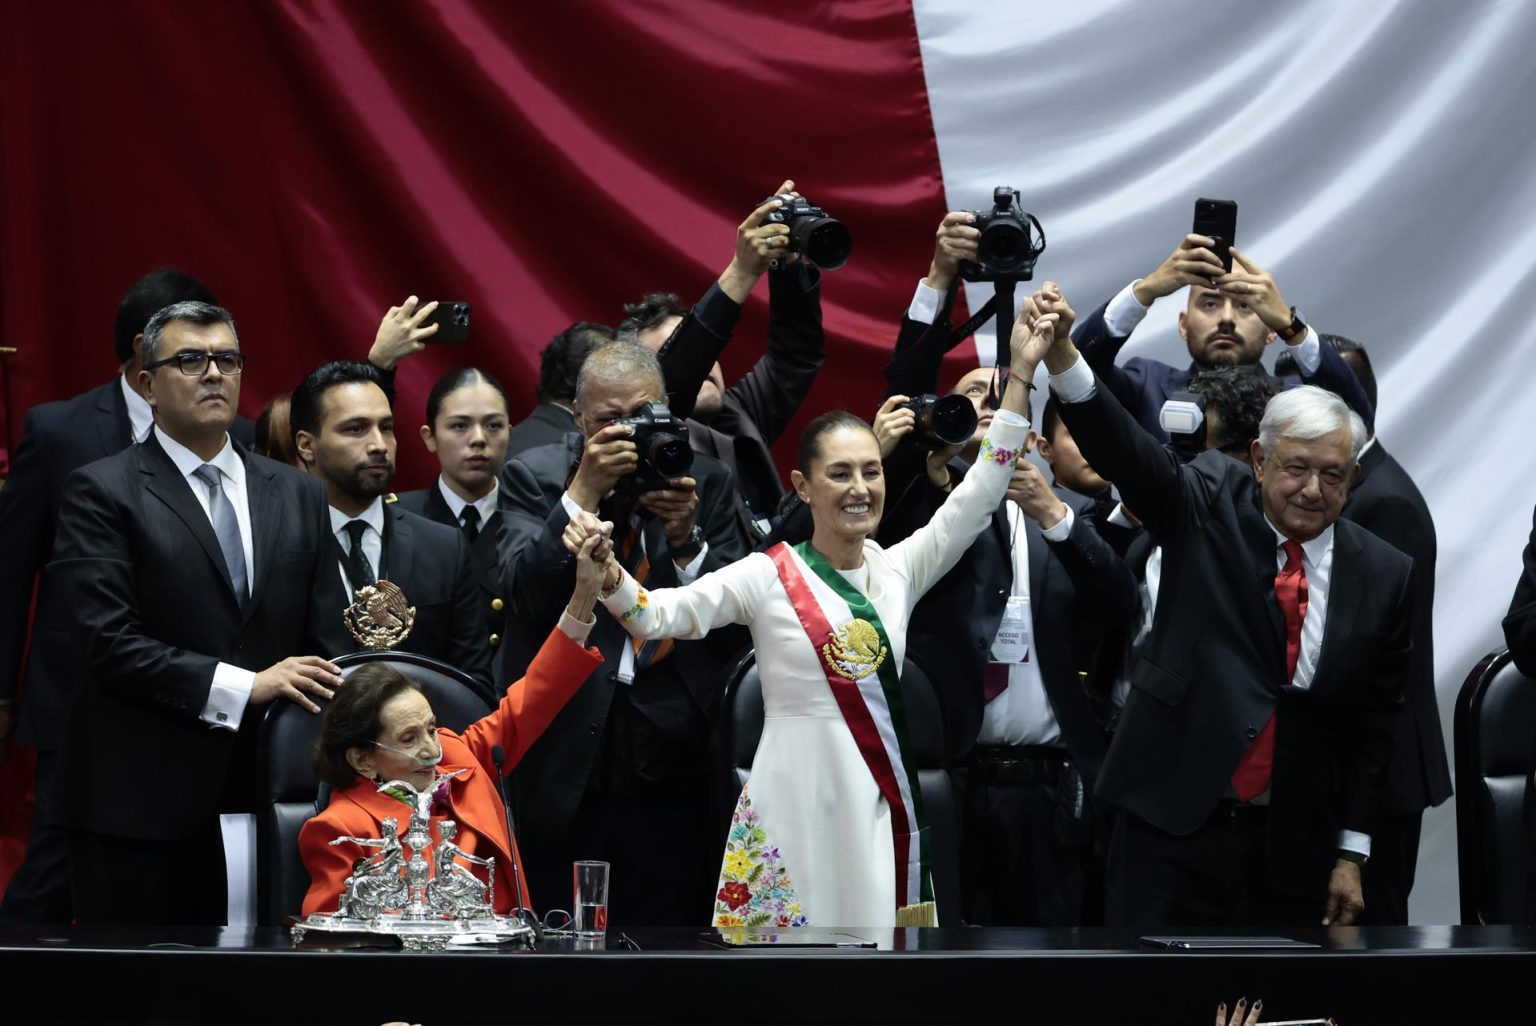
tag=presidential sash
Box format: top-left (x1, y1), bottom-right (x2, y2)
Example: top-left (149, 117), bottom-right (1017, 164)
top-left (767, 541), bottom-right (932, 911)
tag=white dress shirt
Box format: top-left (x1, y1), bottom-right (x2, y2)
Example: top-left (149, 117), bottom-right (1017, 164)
top-left (121, 373), bottom-right (154, 443)
top-left (436, 476), bottom-right (498, 529)
top-left (153, 427), bottom-right (256, 731)
top-left (1099, 279), bottom-right (1322, 375)
top-left (329, 497), bottom-right (387, 595)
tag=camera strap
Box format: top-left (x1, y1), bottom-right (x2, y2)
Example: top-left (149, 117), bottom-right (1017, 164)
top-left (944, 280), bottom-right (1016, 371)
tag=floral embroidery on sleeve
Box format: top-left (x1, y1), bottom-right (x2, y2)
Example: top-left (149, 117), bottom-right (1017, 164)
top-left (712, 789), bottom-right (808, 928)
top-left (620, 587), bottom-right (650, 623)
top-left (977, 437), bottom-right (1020, 467)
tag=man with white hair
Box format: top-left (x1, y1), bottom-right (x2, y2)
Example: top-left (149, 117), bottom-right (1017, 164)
top-left (1032, 286), bottom-right (1414, 932)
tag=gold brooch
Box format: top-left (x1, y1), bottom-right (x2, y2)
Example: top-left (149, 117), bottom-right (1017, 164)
top-left (343, 580), bottom-right (417, 650)
top-left (821, 618), bottom-right (887, 681)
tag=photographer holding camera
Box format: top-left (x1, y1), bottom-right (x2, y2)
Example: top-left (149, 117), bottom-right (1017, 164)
top-left (622, 181), bottom-right (829, 543)
top-left (877, 269), bottom-right (1137, 928)
top-left (496, 340), bottom-right (749, 926)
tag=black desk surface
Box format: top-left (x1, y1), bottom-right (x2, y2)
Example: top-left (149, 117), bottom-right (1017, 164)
top-left (4, 924), bottom-right (1530, 1024)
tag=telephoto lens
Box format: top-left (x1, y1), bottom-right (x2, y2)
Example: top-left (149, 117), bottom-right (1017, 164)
top-left (901, 393), bottom-right (979, 450)
top-left (764, 195), bottom-right (853, 270)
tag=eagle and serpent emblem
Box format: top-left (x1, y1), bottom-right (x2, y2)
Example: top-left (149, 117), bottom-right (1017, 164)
top-left (821, 618), bottom-right (888, 681)
top-left (343, 581), bottom-right (417, 651)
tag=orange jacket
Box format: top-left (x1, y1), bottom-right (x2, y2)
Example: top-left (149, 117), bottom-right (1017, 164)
top-left (299, 627), bottom-right (601, 917)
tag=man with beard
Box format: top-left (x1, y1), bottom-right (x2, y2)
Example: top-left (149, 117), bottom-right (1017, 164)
top-left (1069, 233), bottom-right (1374, 441)
top-left (290, 361), bottom-right (491, 688)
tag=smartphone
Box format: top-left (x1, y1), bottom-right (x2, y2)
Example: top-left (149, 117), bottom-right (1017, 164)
top-left (421, 301), bottom-right (471, 344)
top-left (1192, 198), bottom-right (1238, 272)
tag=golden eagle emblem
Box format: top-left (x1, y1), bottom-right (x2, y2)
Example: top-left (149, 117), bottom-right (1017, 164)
top-left (821, 618), bottom-right (887, 681)
top-left (343, 580), bottom-right (417, 651)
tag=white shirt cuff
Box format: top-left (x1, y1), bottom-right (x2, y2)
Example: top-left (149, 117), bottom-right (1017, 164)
top-left (675, 541), bottom-right (710, 581)
top-left (559, 490), bottom-right (588, 520)
top-left (1106, 503), bottom-right (1137, 529)
top-left (1101, 280), bottom-right (1150, 338)
top-left (558, 609), bottom-right (596, 647)
top-left (1281, 325), bottom-right (1320, 375)
top-left (992, 408), bottom-right (1028, 429)
top-left (202, 663), bottom-right (255, 732)
top-left (906, 279), bottom-right (945, 325)
top-left (1048, 354), bottom-right (1097, 403)
top-left (1338, 829), bottom-right (1372, 859)
top-left (1039, 503), bottom-right (1075, 542)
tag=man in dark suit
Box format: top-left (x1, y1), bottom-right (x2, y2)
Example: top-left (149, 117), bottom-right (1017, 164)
top-left (1069, 233), bottom-right (1375, 441)
top-left (290, 362), bottom-right (493, 690)
top-left (0, 269), bottom-right (255, 923)
top-left (498, 340), bottom-right (749, 925)
top-left (1276, 334), bottom-right (1450, 925)
top-left (49, 301), bottom-right (340, 925)
top-left (1506, 508), bottom-right (1536, 676)
top-left (626, 182), bottom-right (824, 542)
top-left (507, 322), bottom-right (615, 458)
top-left (1035, 284), bottom-right (1414, 930)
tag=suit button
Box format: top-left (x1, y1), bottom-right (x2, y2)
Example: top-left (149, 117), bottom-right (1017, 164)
top-left (1246, 726), bottom-right (1258, 739)
top-left (977, 639), bottom-right (987, 650)
top-left (589, 722), bottom-right (600, 736)
top-left (491, 598), bottom-right (504, 612)
top-left (489, 633), bottom-right (501, 647)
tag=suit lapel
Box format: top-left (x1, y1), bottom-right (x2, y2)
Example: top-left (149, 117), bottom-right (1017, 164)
top-left (137, 436), bottom-right (239, 606)
top-left (1312, 524), bottom-right (1364, 689)
top-left (242, 451), bottom-right (282, 618)
top-left (383, 505), bottom-right (412, 585)
top-left (1242, 490), bottom-right (1288, 676)
top-left (97, 379), bottom-right (133, 455)
top-left (422, 483), bottom-right (454, 528)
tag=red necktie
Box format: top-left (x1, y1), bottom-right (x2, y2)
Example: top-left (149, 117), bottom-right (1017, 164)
top-left (983, 664), bottom-right (1009, 703)
top-left (1231, 539), bottom-right (1308, 802)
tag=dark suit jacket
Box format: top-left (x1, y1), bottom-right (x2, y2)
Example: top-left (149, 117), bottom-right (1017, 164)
top-left (1057, 372), bottom-right (1413, 898)
top-left (313, 501), bottom-right (493, 690)
top-left (49, 434), bottom-right (330, 840)
top-left (0, 378), bottom-right (253, 750)
top-left (506, 402), bottom-right (577, 459)
top-left (1342, 441), bottom-right (1451, 814)
top-left (1071, 298), bottom-right (1377, 441)
top-left (880, 471), bottom-right (1137, 779)
top-left (1505, 504), bottom-right (1536, 677)
top-left (496, 436), bottom-right (749, 840)
top-left (393, 484), bottom-right (505, 672)
top-left (659, 264), bottom-right (825, 536)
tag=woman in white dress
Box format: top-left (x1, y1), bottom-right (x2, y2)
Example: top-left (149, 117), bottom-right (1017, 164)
top-left (564, 296), bottom-right (1066, 928)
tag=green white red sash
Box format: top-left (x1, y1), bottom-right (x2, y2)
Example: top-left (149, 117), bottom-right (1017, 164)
top-left (768, 541), bottom-right (932, 911)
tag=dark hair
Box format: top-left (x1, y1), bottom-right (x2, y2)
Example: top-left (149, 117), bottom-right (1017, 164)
top-left (538, 322), bottom-right (615, 403)
top-left (290, 360), bottom-right (387, 443)
top-left (114, 268), bottom-right (218, 365)
top-left (140, 301), bottom-right (239, 369)
top-left (425, 367), bottom-right (509, 430)
top-left (313, 663), bottom-right (423, 790)
top-left (618, 293), bottom-right (689, 338)
top-left (1188, 367), bottom-right (1279, 454)
top-left (254, 393), bottom-right (297, 465)
top-left (1041, 396), bottom-right (1063, 443)
top-left (1272, 334), bottom-right (1376, 411)
top-left (796, 410), bottom-right (875, 471)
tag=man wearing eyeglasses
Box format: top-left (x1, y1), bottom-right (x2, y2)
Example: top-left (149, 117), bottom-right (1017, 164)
top-left (47, 301), bottom-right (342, 926)
top-left (0, 270), bottom-right (255, 924)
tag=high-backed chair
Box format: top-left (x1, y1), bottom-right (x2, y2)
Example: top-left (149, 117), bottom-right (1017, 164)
top-left (712, 651), bottom-right (961, 925)
top-left (1454, 648), bottom-right (1536, 924)
top-left (257, 650), bottom-right (494, 925)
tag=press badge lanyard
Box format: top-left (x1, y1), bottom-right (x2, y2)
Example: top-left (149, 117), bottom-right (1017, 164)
top-left (989, 504), bottom-right (1032, 666)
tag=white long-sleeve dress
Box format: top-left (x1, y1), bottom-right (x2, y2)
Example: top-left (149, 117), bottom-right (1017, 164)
top-left (599, 414), bottom-right (1029, 927)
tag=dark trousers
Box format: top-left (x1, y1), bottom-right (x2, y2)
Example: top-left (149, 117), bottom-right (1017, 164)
top-left (1107, 807), bottom-right (1318, 932)
top-left (521, 777), bottom-right (715, 928)
top-left (1360, 810), bottom-right (1423, 925)
top-left (960, 747), bottom-right (1088, 927)
top-left (67, 820), bottom-right (228, 926)
top-left (0, 752), bottom-right (73, 923)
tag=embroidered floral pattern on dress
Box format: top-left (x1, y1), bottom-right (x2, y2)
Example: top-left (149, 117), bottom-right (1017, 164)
top-left (620, 588), bottom-right (650, 623)
top-left (712, 790), bottom-right (808, 928)
top-left (977, 437), bottom-right (1020, 467)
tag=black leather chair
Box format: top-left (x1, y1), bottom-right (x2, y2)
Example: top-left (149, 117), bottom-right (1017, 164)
top-left (1454, 648), bottom-right (1536, 924)
top-left (713, 651), bottom-right (962, 925)
top-left (257, 650), bottom-right (495, 925)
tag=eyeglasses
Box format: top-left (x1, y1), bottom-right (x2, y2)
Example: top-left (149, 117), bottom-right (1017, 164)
top-left (144, 350), bottom-right (246, 376)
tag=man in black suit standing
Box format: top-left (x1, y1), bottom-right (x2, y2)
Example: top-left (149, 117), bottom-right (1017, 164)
top-left (290, 362), bottom-right (493, 690)
top-left (507, 322), bottom-right (615, 458)
top-left (1034, 284), bottom-right (1414, 930)
top-left (0, 270), bottom-right (254, 923)
top-left (498, 341), bottom-right (749, 925)
top-left (49, 301), bottom-right (340, 925)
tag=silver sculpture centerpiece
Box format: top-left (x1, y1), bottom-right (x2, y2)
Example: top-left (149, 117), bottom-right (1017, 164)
top-left (289, 772), bottom-right (534, 950)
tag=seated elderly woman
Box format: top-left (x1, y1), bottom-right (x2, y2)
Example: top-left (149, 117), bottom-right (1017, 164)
top-left (298, 533), bottom-right (610, 917)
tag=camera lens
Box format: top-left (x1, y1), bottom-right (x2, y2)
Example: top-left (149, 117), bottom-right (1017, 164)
top-left (925, 394), bottom-right (979, 445)
top-left (796, 218), bottom-right (853, 270)
top-left (978, 220), bottom-right (1029, 275)
top-left (646, 434), bottom-right (694, 477)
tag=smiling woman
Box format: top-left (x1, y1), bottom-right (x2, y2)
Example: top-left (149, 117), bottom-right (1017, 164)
top-left (557, 301), bottom-right (1063, 928)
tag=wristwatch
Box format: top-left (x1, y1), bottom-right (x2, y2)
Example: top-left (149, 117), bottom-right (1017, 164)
top-left (672, 525), bottom-right (705, 562)
top-left (1277, 308), bottom-right (1308, 343)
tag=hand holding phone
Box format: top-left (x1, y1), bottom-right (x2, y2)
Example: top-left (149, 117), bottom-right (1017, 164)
top-left (1193, 198), bottom-right (1238, 273)
top-left (421, 301), bottom-right (471, 344)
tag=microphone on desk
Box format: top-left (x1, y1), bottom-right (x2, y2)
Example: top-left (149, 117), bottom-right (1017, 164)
top-left (490, 744), bottom-right (536, 935)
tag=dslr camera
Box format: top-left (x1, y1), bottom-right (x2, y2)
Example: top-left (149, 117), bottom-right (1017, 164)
top-left (900, 393), bottom-right (978, 451)
top-left (612, 401), bottom-right (694, 492)
top-left (762, 195), bottom-right (853, 270)
top-left (960, 186), bottom-right (1046, 283)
